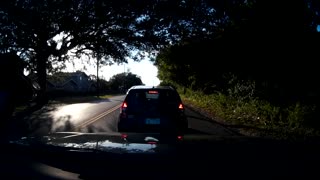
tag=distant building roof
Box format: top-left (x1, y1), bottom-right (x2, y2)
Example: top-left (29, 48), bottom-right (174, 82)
top-left (47, 71), bottom-right (88, 85)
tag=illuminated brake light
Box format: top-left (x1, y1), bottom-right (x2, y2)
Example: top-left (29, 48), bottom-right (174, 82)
top-left (177, 135), bottom-right (183, 140)
top-left (148, 90), bottom-right (158, 94)
top-left (122, 102), bottom-right (128, 108)
top-left (121, 134), bottom-right (128, 139)
top-left (120, 102), bottom-right (128, 115)
top-left (178, 103), bottom-right (184, 110)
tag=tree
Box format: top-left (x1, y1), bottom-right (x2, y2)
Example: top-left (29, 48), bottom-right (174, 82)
top-left (0, 53), bottom-right (35, 122)
top-left (0, 0), bottom-right (161, 100)
top-left (0, 0), bottom-right (221, 81)
top-left (96, 78), bottom-right (109, 94)
top-left (155, 0), bottom-right (320, 105)
top-left (1, 0), bottom-right (314, 102)
top-left (108, 72), bottom-right (143, 93)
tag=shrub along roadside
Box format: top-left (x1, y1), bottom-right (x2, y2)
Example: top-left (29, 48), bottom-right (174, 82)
top-left (178, 87), bottom-right (320, 140)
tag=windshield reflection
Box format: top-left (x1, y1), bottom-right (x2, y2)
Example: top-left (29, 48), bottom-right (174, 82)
top-left (99, 140), bottom-right (156, 153)
top-left (45, 139), bottom-right (157, 153)
top-left (48, 141), bottom-right (97, 149)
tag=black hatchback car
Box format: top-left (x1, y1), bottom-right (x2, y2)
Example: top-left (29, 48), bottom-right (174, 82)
top-left (118, 85), bottom-right (188, 134)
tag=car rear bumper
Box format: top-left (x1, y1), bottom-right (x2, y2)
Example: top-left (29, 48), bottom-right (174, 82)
top-left (118, 116), bottom-right (188, 134)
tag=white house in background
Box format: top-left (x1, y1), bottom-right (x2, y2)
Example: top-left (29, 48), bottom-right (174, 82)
top-left (47, 71), bottom-right (96, 93)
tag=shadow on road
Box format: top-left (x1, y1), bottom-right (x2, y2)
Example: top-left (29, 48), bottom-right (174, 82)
top-left (185, 128), bottom-right (210, 135)
top-left (8, 105), bottom-right (76, 138)
top-left (186, 107), bottom-right (272, 136)
top-left (54, 116), bottom-right (74, 132)
top-left (7, 100), bottom-right (235, 140)
top-left (79, 108), bottom-right (119, 133)
top-left (107, 99), bottom-right (124, 102)
top-left (185, 106), bottom-right (244, 136)
top-left (86, 125), bottom-right (110, 133)
top-left (186, 115), bottom-right (209, 122)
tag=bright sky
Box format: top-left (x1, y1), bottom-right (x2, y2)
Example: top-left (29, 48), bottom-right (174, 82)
top-left (65, 57), bottom-right (160, 86)
top-left (52, 33), bottom-right (160, 86)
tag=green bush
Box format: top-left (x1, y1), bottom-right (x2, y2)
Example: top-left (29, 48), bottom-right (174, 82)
top-left (178, 81), bottom-right (319, 139)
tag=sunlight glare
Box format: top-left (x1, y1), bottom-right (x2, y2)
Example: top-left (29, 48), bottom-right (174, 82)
top-left (51, 103), bottom-right (95, 131)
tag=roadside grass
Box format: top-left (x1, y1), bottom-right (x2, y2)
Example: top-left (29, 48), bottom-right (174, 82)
top-left (99, 94), bottom-right (114, 99)
top-left (12, 105), bottom-right (30, 115)
top-left (179, 86), bottom-right (320, 140)
top-left (14, 105), bottom-right (28, 112)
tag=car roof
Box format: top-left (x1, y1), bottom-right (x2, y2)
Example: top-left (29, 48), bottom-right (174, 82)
top-left (128, 85), bottom-right (175, 91)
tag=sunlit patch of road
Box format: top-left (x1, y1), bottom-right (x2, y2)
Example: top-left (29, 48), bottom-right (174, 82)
top-left (50, 103), bottom-right (96, 131)
top-left (15, 95), bottom-right (235, 138)
top-left (44, 96), bottom-right (125, 132)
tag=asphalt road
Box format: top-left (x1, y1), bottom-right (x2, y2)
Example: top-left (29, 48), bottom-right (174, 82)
top-left (12, 95), bottom-right (235, 137)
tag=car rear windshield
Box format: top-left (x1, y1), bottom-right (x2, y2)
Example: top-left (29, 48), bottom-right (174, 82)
top-left (127, 89), bottom-right (181, 106)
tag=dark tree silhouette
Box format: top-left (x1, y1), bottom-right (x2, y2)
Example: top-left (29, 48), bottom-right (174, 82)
top-left (155, 0), bottom-right (320, 105)
top-left (1, 0), bottom-right (318, 105)
top-left (108, 72), bottom-right (143, 93)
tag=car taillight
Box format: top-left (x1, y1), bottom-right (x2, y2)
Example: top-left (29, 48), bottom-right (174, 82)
top-left (121, 134), bottom-right (128, 139)
top-left (178, 103), bottom-right (184, 110)
top-left (177, 135), bottom-right (183, 140)
top-left (120, 102), bottom-right (128, 114)
top-left (148, 141), bottom-right (157, 144)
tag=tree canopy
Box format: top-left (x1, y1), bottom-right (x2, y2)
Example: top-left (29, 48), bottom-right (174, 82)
top-left (108, 72), bottom-right (143, 93)
top-left (155, 0), bottom-right (320, 105)
top-left (0, 0), bottom-right (153, 92)
top-left (0, 0), bottom-right (318, 101)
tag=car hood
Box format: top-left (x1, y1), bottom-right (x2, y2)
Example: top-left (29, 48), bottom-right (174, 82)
top-left (12, 132), bottom-right (179, 154)
top-left (7, 131), bottom-right (311, 154)
top-left (4, 132), bottom-right (320, 179)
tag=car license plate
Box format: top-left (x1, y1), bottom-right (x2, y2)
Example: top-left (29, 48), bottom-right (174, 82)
top-left (145, 118), bottom-right (160, 125)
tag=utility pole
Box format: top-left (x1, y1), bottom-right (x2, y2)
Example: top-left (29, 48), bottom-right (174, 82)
top-left (123, 63), bottom-right (125, 94)
top-left (96, 54), bottom-right (100, 98)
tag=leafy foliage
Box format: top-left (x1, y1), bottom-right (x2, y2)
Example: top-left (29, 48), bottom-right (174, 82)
top-left (155, 1), bottom-right (318, 84)
top-left (1, 0), bottom-right (320, 137)
top-left (155, 0), bottom-right (320, 138)
top-left (0, 0), bottom-right (222, 93)
top-left (108, 72), bottom-right (143, 93)
top-left (0, 0), bottom-right (142, 92)
top-left (180, 85), bottom-right (319, 139)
